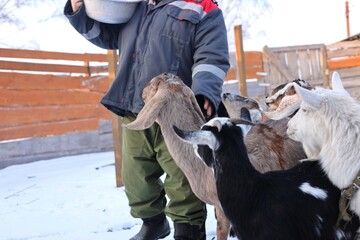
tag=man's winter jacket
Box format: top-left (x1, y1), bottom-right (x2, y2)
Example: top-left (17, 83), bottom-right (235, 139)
top-left (64, 0), bottom-right (230, 116)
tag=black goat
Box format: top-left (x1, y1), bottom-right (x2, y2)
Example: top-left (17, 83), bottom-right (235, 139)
top-left (174, 114), bottom-right (359, 240)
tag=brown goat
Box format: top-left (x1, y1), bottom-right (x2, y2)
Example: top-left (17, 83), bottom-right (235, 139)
top-left (221, 92), bottom-right (306, 171)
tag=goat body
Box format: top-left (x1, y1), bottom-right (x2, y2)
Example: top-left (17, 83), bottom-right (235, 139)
top-left (245, 118), bottom-right (306, 171)
top-left (174, 117), bottom-right (359, 240)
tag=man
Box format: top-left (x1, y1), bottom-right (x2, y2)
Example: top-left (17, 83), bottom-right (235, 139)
top-left (64, 0), bottom-right (229, 239)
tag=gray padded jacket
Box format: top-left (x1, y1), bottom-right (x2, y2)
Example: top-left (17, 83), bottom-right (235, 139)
top-left (64, 0), bottom-right (230, 116)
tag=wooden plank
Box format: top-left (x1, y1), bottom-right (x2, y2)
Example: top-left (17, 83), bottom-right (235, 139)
top-left (245, 66), bottom-right (263, 79)
top-left (326, 40), bottom-right (360, 51)
top-left (0, 60), bottom-right (108, 74)
top-left (327, 55), bottom-right (360, 70)
top-left (320, 46), bottom-right (329, 87)
top-left (329, 67), bottom-right (360, 79)
top-left (107, 50), bottom-right (123, 187)
top-left (0, 89), bottom-right (101, 106)
top-left (0, 72), bottom-right (86, 90)
top-left (327, 48), bottom-right (360, 59)
top-left (99, 105), bottom-right (112, 120)
top-left (307, 49), bottom-right (324, 83)
top-left (270, 44), bottom-right (327, 52)
top-left (244, 51), bottom-right (263, 65)
top-left (0, 47), bottom-right (108, 62)
top-left (245, 51), bottom-right (263, 79)
top-left (0, 105), bottom-right (98, 125)
top-left (327, 40), bottom-right (360, 58)
top-left (263, 46), bottom-right (293, 81)
top-left (90, 76), bottom-right (110, 93)
top-left (225, 68), bottom-right (236, 80)
top-left (0, 118), bottom-right (99, 141)
top-left (297, 50), bottom-right (311, 80)
top-left (284, 50), bottom-right (299, 79)
top-left (225, 65), bottom-right (263, 81)
top-left (262, 54), bottom-right (271, 93)
top-left (0, 72), bottom-right (108, 93)
top-left (234, 25), bottom-right (247, 96)
top-left (307, 50), bottom-right (321, 81)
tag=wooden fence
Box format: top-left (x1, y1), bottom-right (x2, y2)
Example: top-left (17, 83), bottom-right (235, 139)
top-left (327, 39), bottom-right (360, 87)
top-left (1, 38), bottom-right (359, 174)
top-left (256, 40), bottom-right (360, 96)
top-left (0, 48), bottom-right (114, 168)
top-left (262, 44), bottom-right (329, 93)
top-left (0, 44), bottom-right (262, 169)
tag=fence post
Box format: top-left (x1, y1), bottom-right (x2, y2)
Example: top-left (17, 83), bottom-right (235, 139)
top-left (107, 50), bottom-right (123, 187)
top-left (234, 25), bottom-right (247, 96)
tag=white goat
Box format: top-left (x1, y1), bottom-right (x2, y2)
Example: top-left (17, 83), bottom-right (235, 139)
top-left (287, 72), bottom-right (360, 224)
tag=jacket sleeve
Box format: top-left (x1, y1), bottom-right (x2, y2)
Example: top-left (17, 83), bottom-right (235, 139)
top-left (63, 0), bottom-right (122, 49)
top-left (191, 7), bottom-right (230, 112)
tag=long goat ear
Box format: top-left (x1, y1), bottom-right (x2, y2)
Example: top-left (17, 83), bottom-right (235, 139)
top-left (173, 126), bottom-right (218, 150)
top-left (263, 94), bottom-right (301, 120)
top-left (294, 84), bottom-right (322, 109)
top-left (124, 90), bottom-right (166, 130)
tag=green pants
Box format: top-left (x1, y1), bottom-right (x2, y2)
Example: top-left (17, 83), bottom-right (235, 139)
top-left (121, 114), bottom-right (206, 225)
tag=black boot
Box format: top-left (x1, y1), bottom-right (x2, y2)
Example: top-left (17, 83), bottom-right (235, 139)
top-left (130, 212), bottom-right (170, 240)
top-left (174, 222), bottom-right (206, 240)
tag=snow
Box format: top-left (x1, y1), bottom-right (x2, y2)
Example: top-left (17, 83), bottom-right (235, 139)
top-left (0, 151), bottom-right (233, 240)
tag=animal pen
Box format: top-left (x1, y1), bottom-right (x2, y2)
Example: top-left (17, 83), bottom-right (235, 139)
top-left (1, 26), bottom-right (359, 186)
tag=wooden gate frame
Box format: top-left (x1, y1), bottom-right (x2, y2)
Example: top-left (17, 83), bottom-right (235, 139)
top-left (262, 44), bottom-right (329, 91)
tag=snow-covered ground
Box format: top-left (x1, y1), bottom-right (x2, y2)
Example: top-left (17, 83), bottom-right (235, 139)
top-left (0, 151), bottom-right (234, 240)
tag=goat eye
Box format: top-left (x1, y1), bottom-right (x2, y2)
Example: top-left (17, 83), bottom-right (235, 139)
top-left (302, 108), bottom-right (307, 113)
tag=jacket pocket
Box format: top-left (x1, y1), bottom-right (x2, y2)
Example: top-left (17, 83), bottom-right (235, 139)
top-left (160, 6), bottom-right (200, 44)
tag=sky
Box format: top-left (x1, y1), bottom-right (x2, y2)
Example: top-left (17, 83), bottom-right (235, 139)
top-left (0, 151), bottom-right (236, 240)
top-left (238, 0), bottom-right (360, 50)
top-left (1, 0), bottom-right (359, 53)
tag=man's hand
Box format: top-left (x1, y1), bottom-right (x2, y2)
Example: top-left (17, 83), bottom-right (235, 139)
top-left (203, 98), bottom-right (213, 118)
top-left (71, 0), bottom-right (84, 12)
top-left (196, 95), bottom-right (214, 120)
